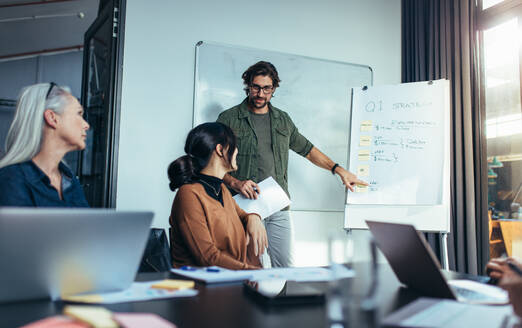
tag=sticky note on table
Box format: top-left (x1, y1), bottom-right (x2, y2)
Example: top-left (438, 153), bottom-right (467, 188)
top-left (62, 293), bottom-right (104, 303)
top-left (63, 306), bottom-right (118, 328)
top-left (357, 165), bottom-right (370, 176)
top-left (355, 185), bottom-right (368, 193)
top-left (360, 120), bottom-right (373, 131)
top-left (358, 149), bottom-right (370, 161)
top-left (359, 136), bottom-right (371, 147)
top-left (114, 313), bottom-right (177, 328)
top-left (20, 316), bottom-right (89, 328)
top-left (150, 279), bottom-right (195, 291)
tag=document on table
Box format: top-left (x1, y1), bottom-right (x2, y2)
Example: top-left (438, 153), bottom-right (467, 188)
top-left (171, 266), bottom-right (253, 284)
top-left (233, 176), bottom-right (291, 219)
top-left (171, 266), bottom-right (354, 284)
top-left (249, 266), bottom-right (355, 282)
top-left (61, 281), bottom-right (198, 304)
top-left (382, 297), bottom-right (516, 328)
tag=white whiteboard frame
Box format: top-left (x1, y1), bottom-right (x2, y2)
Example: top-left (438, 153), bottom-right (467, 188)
top-left (344, 80), bottom-right (451, 233)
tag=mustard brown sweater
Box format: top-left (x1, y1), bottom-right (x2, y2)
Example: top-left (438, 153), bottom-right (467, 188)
top-left (169, 182), bottom-right (261, 270)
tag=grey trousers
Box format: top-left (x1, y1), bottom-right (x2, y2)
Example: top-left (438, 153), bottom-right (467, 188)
top-left (263, 210), bottom-right (293, 267)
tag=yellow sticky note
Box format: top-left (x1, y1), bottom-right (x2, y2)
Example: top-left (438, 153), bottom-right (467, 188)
top-left (359, 136), bottom-right (372, 147)
top-left (355, 185), bottom-right (368, 193)
top-left (61, 294), bottom-right (104, 304)
top-left (358, 149), bottom-right (370, 161)
top-left (151, 279), bottom-right (195, 291)
top-left (357, 165), bottom-right (370, 176)
top-left (64, 305), bottom-right (118, 328)
top-left (360, 120), bottom-right (373, 131)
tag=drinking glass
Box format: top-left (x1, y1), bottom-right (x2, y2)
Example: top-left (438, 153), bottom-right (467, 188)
top-left (326, 230), bottom-right (354, 328)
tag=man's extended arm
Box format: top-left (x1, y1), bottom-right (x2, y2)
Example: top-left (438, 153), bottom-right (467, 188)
top-left (305, 146), bottom-right (368, 192)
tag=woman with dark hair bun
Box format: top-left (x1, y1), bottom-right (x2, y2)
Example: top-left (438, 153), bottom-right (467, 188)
top-left (168, 122), bottom-right (267, 270)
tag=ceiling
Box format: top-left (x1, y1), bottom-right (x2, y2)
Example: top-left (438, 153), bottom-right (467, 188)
top-left (0, 0), bottom-right (99, 59)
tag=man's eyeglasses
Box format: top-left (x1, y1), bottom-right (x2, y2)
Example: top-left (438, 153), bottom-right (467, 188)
top-left (250, 84), bottom-right (274, 94)
top-left (46, 82), bottom-right (57, 99)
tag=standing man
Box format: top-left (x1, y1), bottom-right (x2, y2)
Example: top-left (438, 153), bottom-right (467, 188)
top-left (217, 61), bottom-right (367, 267)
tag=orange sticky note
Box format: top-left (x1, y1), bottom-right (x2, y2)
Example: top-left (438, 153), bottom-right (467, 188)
top-left (150, 279), bottom-right (195, 291)
top-left (20, 315), bottom-right (89, 328)
top-left (63, 306), bottom-right (118, 328)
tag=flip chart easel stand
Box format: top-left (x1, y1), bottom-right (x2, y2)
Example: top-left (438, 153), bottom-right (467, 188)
top-left (440, 232), bottom-right (449, 270)
top-left (344, 80), bottom-right (452, 270)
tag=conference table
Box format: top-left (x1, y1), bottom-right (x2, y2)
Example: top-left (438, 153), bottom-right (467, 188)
top-left (0, 263), bottom-right (481, 328)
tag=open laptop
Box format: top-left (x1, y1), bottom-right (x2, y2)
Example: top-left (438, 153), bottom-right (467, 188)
top-left (366, 220), bottom-right (508, 304)
top-left (0, 207), bottom-right (153, 303)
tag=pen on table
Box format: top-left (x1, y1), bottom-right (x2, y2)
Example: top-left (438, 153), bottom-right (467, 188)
top-left (508, 261), bottom-right (522, 277)
top-left (181, 266), bottom-right (197, 271)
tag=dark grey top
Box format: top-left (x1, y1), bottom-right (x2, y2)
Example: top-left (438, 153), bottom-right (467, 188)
top-left (0, 161), bottom-right (89, 207)
top-left (249, 111), bottom-right (276, 183)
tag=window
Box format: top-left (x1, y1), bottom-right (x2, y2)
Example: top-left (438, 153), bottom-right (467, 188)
top-left (479, 1), bottom-right (522, 259)
top-left (482, 0), bottom-right (507, 10)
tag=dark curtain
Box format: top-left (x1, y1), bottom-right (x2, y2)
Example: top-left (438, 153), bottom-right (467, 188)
top-left (402, 0), bottom-right (488, 274)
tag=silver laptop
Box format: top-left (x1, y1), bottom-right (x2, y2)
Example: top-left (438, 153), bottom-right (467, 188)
top-left (0, 207), bottom-right (153, 303)
top-left (366, 220), bottom-right (508, 304)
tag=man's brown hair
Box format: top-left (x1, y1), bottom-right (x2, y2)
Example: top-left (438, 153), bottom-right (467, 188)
top-left (242, 61), bottom-right (281, 95)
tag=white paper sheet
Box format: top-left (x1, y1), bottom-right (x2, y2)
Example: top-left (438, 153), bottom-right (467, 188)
top-left (347, 81), bottom-right (448, 205)
top-left (233, 177), bottom-right (291, 219)
top-left (61, 281), bottom-right (198, 304)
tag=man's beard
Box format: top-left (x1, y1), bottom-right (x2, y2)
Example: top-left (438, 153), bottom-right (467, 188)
top-left (249, 96), bottom-right (267, 109)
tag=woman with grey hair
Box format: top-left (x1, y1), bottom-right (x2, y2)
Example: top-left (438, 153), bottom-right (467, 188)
top-left (0, 82), bottom-right (90, 207)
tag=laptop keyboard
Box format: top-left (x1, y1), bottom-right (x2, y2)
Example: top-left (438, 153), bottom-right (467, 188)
top-left (448, 279), bottom-right (508, 304)
top-left (451, 285), bottom-right (488, 300)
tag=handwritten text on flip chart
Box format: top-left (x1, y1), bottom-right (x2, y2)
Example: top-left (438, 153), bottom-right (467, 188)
top-left (348, 83), bottom-right (446, 205)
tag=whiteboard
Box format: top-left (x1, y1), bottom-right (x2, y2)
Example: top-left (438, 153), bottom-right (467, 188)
top-left (194, 41), bottom-right (372, 211)
top-left (344, 80), bottom-right (451, 232)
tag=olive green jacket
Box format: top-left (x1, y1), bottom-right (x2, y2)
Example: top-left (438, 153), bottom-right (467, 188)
top-left (216, 98), bottom-right (313, 197)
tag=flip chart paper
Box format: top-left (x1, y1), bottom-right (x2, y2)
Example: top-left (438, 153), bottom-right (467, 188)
top-left (348, 81), bottom-right (446, 205)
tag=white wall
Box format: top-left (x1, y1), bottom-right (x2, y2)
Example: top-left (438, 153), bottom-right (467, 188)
top-left (118, 0), bottom-right (401, 265)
